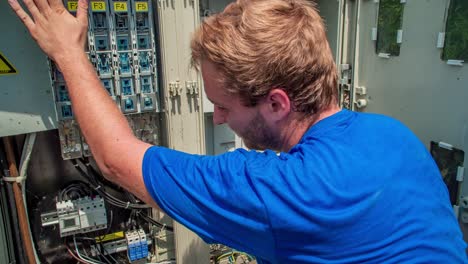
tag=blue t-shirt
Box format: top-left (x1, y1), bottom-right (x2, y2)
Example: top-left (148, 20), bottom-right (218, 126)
top-left (143, 110), bottom-right (467, 263)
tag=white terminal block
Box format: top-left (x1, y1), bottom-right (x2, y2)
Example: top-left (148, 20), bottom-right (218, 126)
top-left (126, 229), bottom-right (149, 262)
top-left (138, 229), bottom-right (147, 244)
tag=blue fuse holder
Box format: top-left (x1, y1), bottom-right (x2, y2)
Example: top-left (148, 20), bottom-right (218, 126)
top-left (126, 229), bottom-right (148, 262)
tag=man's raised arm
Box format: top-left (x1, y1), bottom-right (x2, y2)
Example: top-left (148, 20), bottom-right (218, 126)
top-left (8, 0), bottom-right (157, 207)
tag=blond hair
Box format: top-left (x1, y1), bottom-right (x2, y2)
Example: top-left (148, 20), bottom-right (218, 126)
top-left (191, 0), bottom-right (338, 115)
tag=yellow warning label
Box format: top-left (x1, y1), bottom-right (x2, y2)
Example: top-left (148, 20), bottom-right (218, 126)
top-left (135, 2), bottom-right (148, 12)
top-left (91, 1), bottom-right (106, 11)
top-left (95, 231), bottom-right (125, 242)
top-left (114, 2), bottom-right (128, 12)
top-left (67, 1), bottom-right (78, 12)
top-left (0, 52), bottom-right (18, 75)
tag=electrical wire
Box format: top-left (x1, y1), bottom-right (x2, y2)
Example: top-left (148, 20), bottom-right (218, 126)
top-left (73, 235), bottom-right (104, 264)
top-left (59, 181), bottom-right (93, 201)
top-left (135, 210), bottom-right (173, 232)
top-left (100, 245), bottom-right (118, 264)
top-left (18, 133), bottom-right (41, 263)
top-left (71, 159), bottom-right (151, 210)
top-left (67, 247), bottom-right (89, 264)
top-left (66, 158), bottom-right (175, 263)
top-left (3, 136), bottom-right (37, 264)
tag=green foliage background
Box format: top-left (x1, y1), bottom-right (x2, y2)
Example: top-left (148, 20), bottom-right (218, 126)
top-left (376, 0), bottom-right (404, 56)
top-left (443, 0), bottom-right (468, 60)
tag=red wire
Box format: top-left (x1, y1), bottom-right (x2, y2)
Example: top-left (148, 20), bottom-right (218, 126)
top-left (67, 248), bottom-right (88, 264)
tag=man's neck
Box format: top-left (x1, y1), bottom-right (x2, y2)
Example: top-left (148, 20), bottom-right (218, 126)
top-left (279, 104), bottom-right (341, 152)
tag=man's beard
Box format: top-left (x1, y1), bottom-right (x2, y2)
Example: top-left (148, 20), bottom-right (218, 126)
top-left (239, 111), bottom-right (282, 151)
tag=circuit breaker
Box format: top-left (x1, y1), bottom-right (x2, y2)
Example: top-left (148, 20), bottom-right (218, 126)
top-left (41, 196), bottom-right (108, 237)
top-left (126, 229), bottom-right (149, 263)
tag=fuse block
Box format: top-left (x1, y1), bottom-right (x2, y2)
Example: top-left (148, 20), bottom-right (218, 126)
top-left (53, 0), bottom-right (160, 160)
top-left (126, 229), bottom-right (149, 262)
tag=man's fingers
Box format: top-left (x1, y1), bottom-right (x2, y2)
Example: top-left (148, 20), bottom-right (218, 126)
top-left (76, 0), bottom-right (89, 25)
top-left (8, 0), bottom-right (36, 31)
top-left (48, 0), bottom-right (65, 10)
top-left (32, 0), bottom-right (52, 14)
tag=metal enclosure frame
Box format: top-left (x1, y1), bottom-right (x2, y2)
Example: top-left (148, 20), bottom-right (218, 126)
top-left (156, 0), bottom-right (210, 262)
top-left (320, 0), bottom-right (468, 240)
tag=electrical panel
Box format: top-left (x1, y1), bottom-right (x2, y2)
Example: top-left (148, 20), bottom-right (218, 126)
top-left (1, 0), bottom-right (207, 262)
top-left (54, 0), bottom-right (161, 160)
top-left (28, 156), bottom-right (171, 263)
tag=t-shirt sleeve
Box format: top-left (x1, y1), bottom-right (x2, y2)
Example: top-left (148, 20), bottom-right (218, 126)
top-left (142, 146), bottom-right (276, 258)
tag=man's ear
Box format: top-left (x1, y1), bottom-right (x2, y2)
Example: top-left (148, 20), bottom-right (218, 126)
top-left (262, 88), bottom-right (291, 122)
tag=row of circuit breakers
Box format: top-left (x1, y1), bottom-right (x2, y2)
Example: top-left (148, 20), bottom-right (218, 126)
top-left (54, 0), bottom-right (161, 160)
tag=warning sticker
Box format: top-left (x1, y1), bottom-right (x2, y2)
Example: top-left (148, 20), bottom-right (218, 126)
top-left (0, 52), bottom-right (18, 75)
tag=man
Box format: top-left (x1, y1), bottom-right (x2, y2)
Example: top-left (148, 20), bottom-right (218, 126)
top-left (9, 0), bottom-right (467, 263)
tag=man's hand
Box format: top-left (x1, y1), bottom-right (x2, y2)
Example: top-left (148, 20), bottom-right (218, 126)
top-left (8, 0), bottom-right (88, 63)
